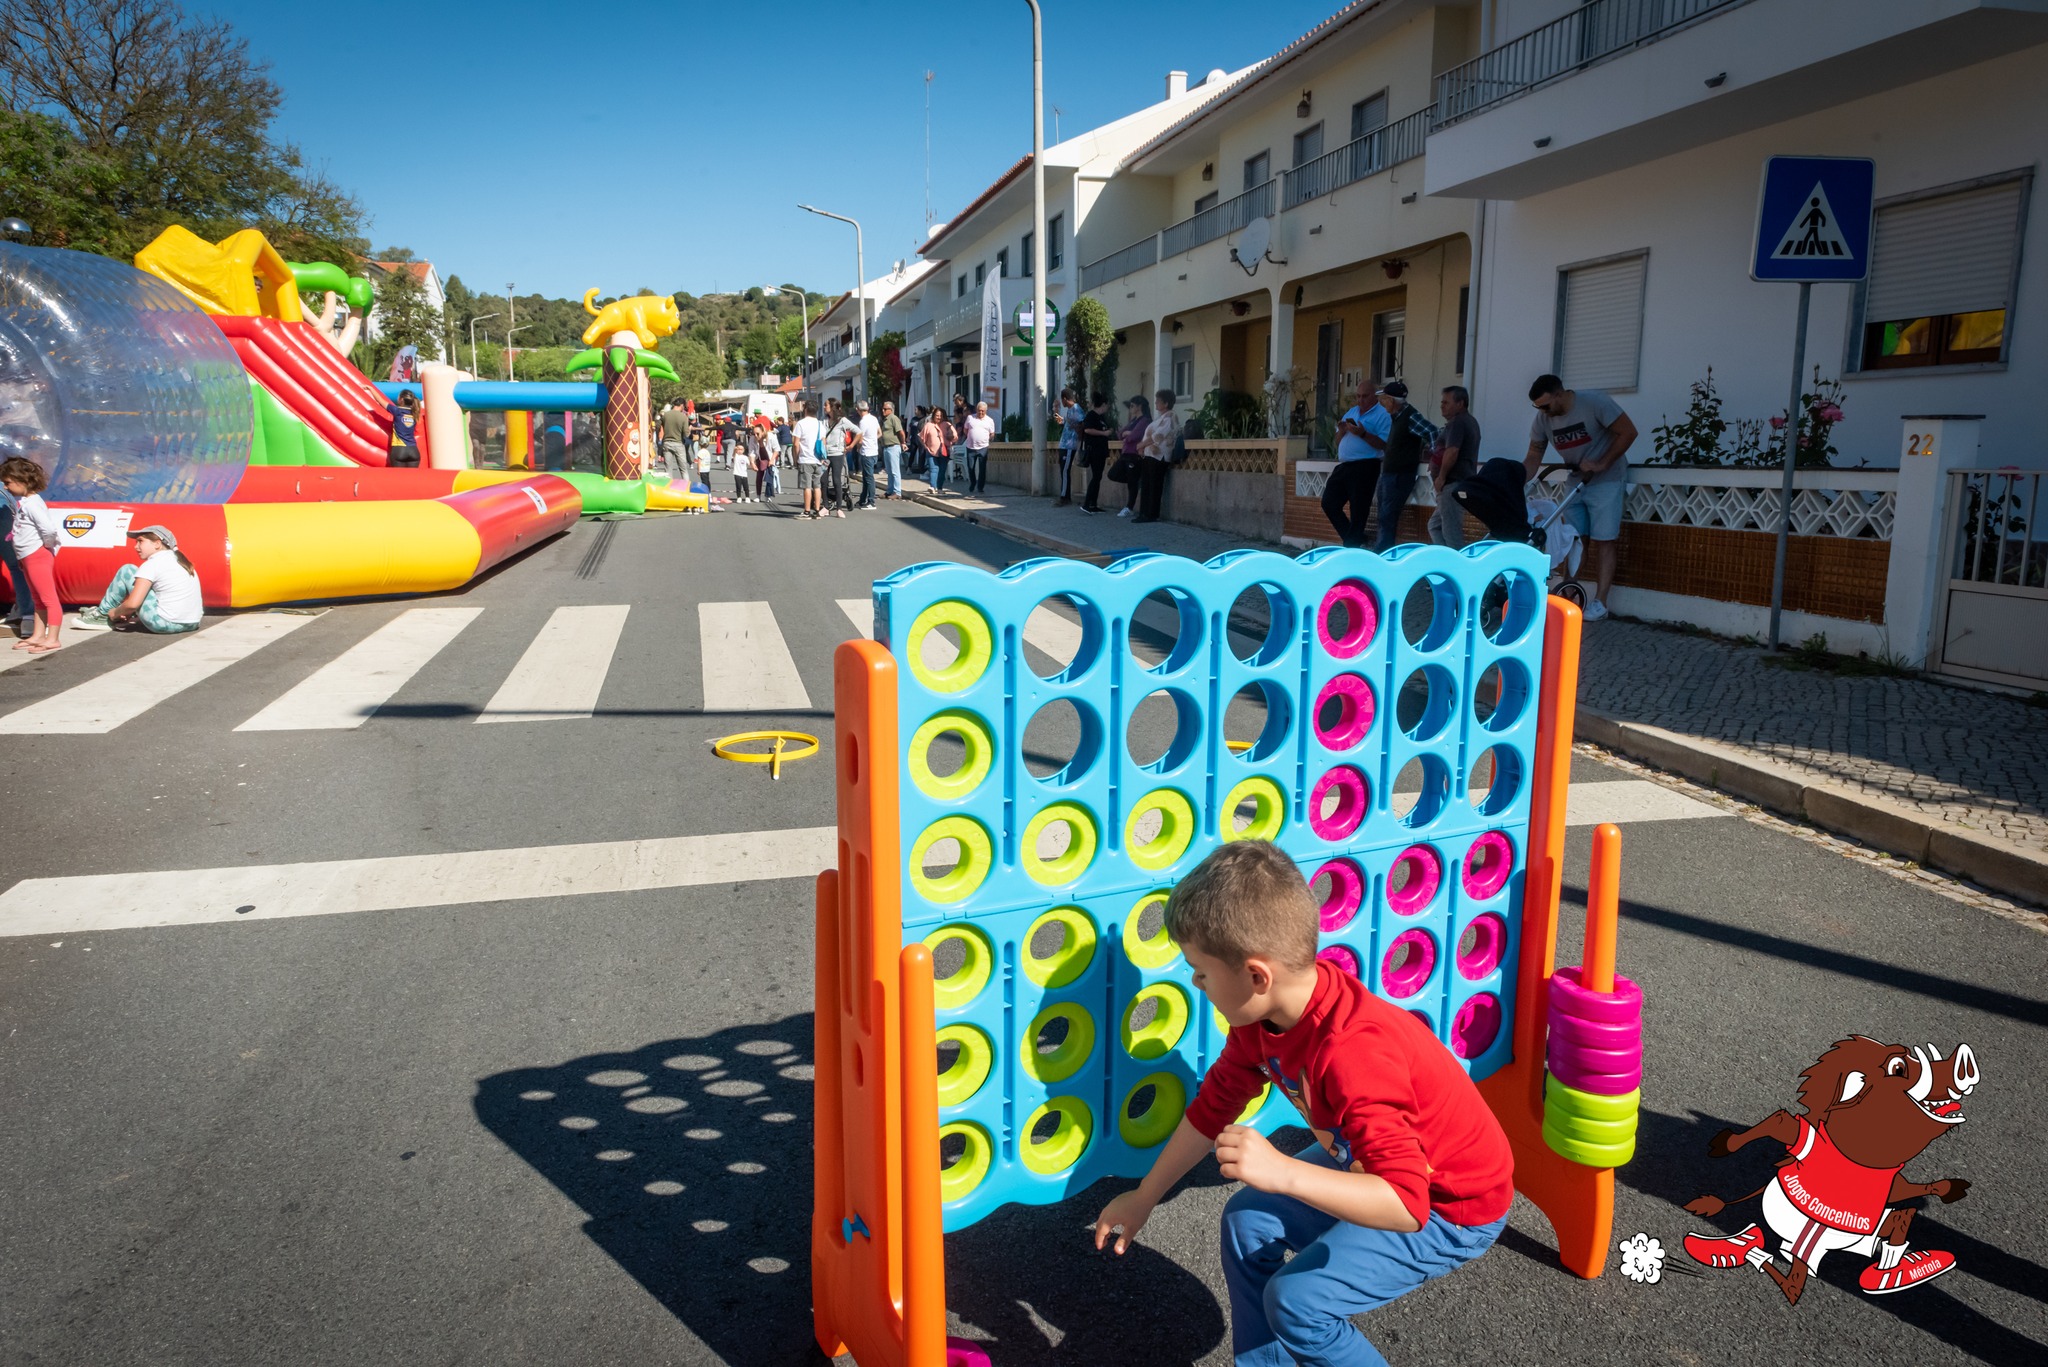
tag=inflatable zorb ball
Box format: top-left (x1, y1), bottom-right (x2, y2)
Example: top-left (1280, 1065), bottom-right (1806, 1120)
top-left (0, 243), bottom-right (251, 504)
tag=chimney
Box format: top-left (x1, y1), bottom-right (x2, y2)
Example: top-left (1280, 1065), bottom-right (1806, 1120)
top-left (1165, 70), bottom-right (1187, 99)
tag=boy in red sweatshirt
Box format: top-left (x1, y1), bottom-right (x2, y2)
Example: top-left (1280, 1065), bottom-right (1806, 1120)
top-left (1093, 841), bottom-right (1513, 1367)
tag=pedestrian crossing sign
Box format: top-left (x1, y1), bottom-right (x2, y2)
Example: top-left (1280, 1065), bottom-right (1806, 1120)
top-left (1751, 155), bottom-right (1874, 283)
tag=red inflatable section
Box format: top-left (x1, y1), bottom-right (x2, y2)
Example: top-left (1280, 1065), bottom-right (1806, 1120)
top-left (36, 506), bottom-right (235, 609)
top-left (443, 475), bottom-right (582, 571)
top-left (231, 467), bottom-right (459, 502)
top-left (216, 315), bottom-right (393, 466)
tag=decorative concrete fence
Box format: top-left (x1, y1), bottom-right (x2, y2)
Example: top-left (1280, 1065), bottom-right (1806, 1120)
top-left (982, 438), bottom-right (1299, 544)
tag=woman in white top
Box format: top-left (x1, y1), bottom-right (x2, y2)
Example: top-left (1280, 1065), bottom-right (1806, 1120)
top-left (1132, 388), bottom-right (1180, 524)
top-left (71, 524), bottom-right (204, 634)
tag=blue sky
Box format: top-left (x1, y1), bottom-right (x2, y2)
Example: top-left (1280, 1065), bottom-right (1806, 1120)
top-left (206, 0), bottom-right (1340, 299)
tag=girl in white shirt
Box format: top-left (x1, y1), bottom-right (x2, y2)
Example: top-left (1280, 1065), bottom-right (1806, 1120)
top-left (1, 456), bottom-right (62, 653)
top-left (71, 524), bottom-right (204, 635)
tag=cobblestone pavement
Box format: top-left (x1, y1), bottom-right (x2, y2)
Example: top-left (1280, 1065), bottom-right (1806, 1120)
top-left (920, 482), bottom-right (2048, 857)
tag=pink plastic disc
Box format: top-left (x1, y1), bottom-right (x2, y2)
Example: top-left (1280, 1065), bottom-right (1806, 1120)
top-left (1462, 831), bottom-right (1515, 901)
top-left (1456, 913), bottom-right (1507, 980)
top-left (947, 1338), bottom-right (995, 1367)
top-left (1317, 944), bottom-right (1361, 978)
top-left (1381, 929), bottom-right (1436, 998)
top-left (1451, 993), bottom-right (1502, 1058)
top-left (1312, 858), bottom-right (1365, 932)
top-left (1313, 674), bottom-right (1375, 750)
top-left (1386, 845), bottom-right (1441, 916)
top-left (1317, 580), bottom-right (1378, 658)
top-left (1308, 765), bottom-right (1370, 840)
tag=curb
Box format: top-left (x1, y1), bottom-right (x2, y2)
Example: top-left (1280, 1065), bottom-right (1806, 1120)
top-left (908, 493), bottom-right (1099, 560)
top-left (1576, 706), bottom-right (2048, 907)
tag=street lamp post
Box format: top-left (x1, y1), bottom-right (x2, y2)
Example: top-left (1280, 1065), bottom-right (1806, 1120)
top-left (505, 283), bottom-right (516, 375)
top-left (762, 284), bottom-right (813, 400)
top-left (504, 324), bottom-right (528, 380)
top-left (797, 205), bottom-right (866, 402)
top-left (1024, 0), bottom-right (1049, 496)
top-left (469, 311), bottom-right (501, 376)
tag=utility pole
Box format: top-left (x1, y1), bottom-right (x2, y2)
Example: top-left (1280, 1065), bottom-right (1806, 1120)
top-left (799, 205), bottom-right (868, 401)
top-left (1024, 0), bottom-right (1048, 495)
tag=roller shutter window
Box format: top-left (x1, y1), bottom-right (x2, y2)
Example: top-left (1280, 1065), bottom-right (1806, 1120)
top-left (1554, 252), bottom-right (1647, 392)
top-left (1860, 175), bottom-right (2028, 370)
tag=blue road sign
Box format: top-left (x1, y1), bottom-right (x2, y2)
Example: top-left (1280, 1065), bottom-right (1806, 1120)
top-left (1752, 156), bottom-right (1875, 282)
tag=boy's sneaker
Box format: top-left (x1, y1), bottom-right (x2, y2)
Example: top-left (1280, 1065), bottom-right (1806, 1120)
top-left (1582, 600), bottom-right (1610, 622)
top-left (71, 608), bottom-right (113, 632)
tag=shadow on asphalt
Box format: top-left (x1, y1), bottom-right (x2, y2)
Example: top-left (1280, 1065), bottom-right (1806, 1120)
top-left (473, 1017), bottom-right (1243, 1365)
top-left (1624, 1104), bottom-right (2046, 1365)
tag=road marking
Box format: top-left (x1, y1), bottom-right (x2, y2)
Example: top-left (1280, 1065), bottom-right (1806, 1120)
top-left (0, 616), bottom-right (114, 676)
top-left (0, 613), bottom-right (317, 734)
top-left (700, 601), bottom-right (809, 712)
top-left (236, 608), bottom-right (481, 731)
top-left (1567, 779), bottom-right (1724, 826)
top-left (476, 604), bottom-right (630, 723)
top-left (838, 598), bottom-right (870, 637)
top-left (0, 827), bottom-right (838, 937)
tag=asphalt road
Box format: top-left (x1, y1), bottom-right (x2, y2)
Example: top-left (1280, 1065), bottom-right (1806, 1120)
top-left (2, 498), bottom-right (2043, 1366)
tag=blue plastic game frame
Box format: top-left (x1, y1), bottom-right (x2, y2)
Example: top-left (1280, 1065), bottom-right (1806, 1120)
top-left (867, 541), bottom-right (1549, 1231)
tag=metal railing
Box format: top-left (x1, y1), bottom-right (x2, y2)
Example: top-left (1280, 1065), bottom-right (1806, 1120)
top-left (1080, 235), bottom-right (1160, 292)
top-left (1161, 179), bottom-right (1275, 259)
top-left (934, 296), bottom-right (981, 345)
top-left (1949, 469), bottom-right (2046, 589)
top-left (1282, 106), bottom-right (1434, 208)
top-left (1435, 0), bottom-right (1748, 126)
top-left (905, 318), bottom-right (935, 344)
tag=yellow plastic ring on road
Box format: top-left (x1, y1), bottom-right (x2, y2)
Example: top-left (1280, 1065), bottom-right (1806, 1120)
top-left (710, 730), bottom-right (820, 780)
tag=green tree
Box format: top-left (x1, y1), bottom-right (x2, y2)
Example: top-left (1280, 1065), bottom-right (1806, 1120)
top-left (1064, 294), bottom-right (1112, 396)
top-left (361, 265), bottom-right (441, 378)
top-left (650, 335), bottom-right (726, 406)
top-left (0, 0), bottom-right (366, 262)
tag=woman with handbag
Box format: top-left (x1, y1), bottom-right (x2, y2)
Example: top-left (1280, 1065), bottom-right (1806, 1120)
top-left (1133, 389), bottom-right (1179, 524)
top-left (1112, 395), bottom-right (1150, 518)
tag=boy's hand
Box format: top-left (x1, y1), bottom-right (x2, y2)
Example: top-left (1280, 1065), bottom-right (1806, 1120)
top-left (1092, 1190), bottom-right (1155, 1255)
top-left (1214, 1124), bottom-right (1290, 1193)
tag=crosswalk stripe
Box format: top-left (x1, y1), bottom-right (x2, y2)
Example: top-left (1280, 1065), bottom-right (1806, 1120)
top-left (0, 613), bottom-right (317, 734)
top-left (235, 608), bottom-right (481, 731)
top-left (0, 826), bottom-right (838, 937)
top-left (838, 598), bottom-right (870, 637)
top-left (476, 605), bottom-right (630, 724)
top-left (0, 616), bottom-right (114, 677)
top-left (700, 601), bottom-right (809, 712)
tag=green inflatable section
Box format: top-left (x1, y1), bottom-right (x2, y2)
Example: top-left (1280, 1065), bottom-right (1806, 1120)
top-left (548, 469), bottom-right (649, 514)
top-left (247, 381), bottom-right (352, 467)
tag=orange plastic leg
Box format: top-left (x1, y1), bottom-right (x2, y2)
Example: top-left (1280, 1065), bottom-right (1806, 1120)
top-left (1475, 597), bottom-right (1615, 1280)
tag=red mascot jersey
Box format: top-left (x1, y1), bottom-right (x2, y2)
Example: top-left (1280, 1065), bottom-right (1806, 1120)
top-left (1778, 1117), bottom-right (1900, 1234)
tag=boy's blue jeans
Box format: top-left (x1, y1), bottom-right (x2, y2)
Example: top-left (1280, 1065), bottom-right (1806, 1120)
top-left (1222, 1145), bottom-right (1504, 1367)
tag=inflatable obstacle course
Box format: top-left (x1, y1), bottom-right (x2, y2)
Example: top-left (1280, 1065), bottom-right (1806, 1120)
top-left (814, 547), bottom-right (1634, 1366)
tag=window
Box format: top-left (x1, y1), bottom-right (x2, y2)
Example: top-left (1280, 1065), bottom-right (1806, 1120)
top-left (1049, 214), bottom-right (1064, 271)
top-left (1350, 91), bottom-right (1388, 142)
top-left (974, 262), bottom-right (985, 288)
top-left (997, 248), bottom-right (1009, 278)
top-left (1855, 173), bottom-right (2029, 372)
top-left (1456, 285), bottom-right (1470, 376)
top-left (1553, 251), bottom-right (1647, 391)
top-left (1194, 191), bottom-right (1219, 214)
top-left (1021, 231), bottom-right (1034, 276)
top-left (957, 274), bottom-right (968, 298)
top-left (1243, 151), bottom-right (1270, 191)
top-left (1171, 346), bottom-right (1194, 401)
top-left (1292, 123), bottom-right (1324, 168)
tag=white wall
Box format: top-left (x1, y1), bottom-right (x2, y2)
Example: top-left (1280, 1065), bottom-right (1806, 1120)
top-left (1468, 47), bottom-right (2047, 470)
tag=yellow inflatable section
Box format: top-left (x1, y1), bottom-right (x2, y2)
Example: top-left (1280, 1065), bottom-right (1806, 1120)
top-left (224, 502), bottom-right (480, 606)
top-left (134, 226), bottom-right (304, 322)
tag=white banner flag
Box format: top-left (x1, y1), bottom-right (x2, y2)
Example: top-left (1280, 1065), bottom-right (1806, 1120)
top-left (978, 270), bottom-right (1004, 399)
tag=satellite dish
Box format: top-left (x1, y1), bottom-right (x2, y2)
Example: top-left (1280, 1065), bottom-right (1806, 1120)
top-left (1231, 216), bottom-right (1272, 276)
top-left (1205, 68), bottom-right (1229, 87)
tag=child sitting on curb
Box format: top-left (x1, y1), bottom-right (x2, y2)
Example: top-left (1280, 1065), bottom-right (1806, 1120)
top-left (1093, 841), bottom-right (1513, 1367)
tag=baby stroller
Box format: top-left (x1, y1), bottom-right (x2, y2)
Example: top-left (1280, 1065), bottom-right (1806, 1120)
top-left (1450, 458), bottom-right (1587, 607)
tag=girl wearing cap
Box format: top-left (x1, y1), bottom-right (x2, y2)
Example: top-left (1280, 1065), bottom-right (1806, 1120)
top-left (71, 525), bottom-right (203, 635)
top-left (1, 456), bottom-right (62, 652)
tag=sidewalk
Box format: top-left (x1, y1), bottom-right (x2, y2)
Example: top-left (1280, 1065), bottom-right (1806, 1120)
top-left (908, 481), bottom-right (2048, 905)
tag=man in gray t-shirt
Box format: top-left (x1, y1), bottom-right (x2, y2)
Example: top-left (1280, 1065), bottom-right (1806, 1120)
top-left (1523, 373), bottom-right (1638, 620)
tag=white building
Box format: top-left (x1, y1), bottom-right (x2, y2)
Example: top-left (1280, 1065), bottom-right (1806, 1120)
top-left (881, 65), bottom-right (1257, 426)
top-left (1435, 0), bottom-right (2046, 472)
top-left (362, 259), bottom-right (446, 346)
top-left (808, 260), bottom-right (939, 406)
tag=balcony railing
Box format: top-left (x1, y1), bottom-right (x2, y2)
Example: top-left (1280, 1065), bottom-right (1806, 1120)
top-left (1435, 0), bottom-right (1750, 126)
top-left (1080, 236), bottom-right (1160, 292)
top-left (1282, 105), bottom-right (1433, 209)
top-left (1162, 179), bottom-right (1275, 259)
top-left (906, 318), bottom-right (935, 344)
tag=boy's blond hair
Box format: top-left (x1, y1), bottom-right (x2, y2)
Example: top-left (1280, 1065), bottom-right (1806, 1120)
top-left (1164, 840), bottom-right (1318, 971)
